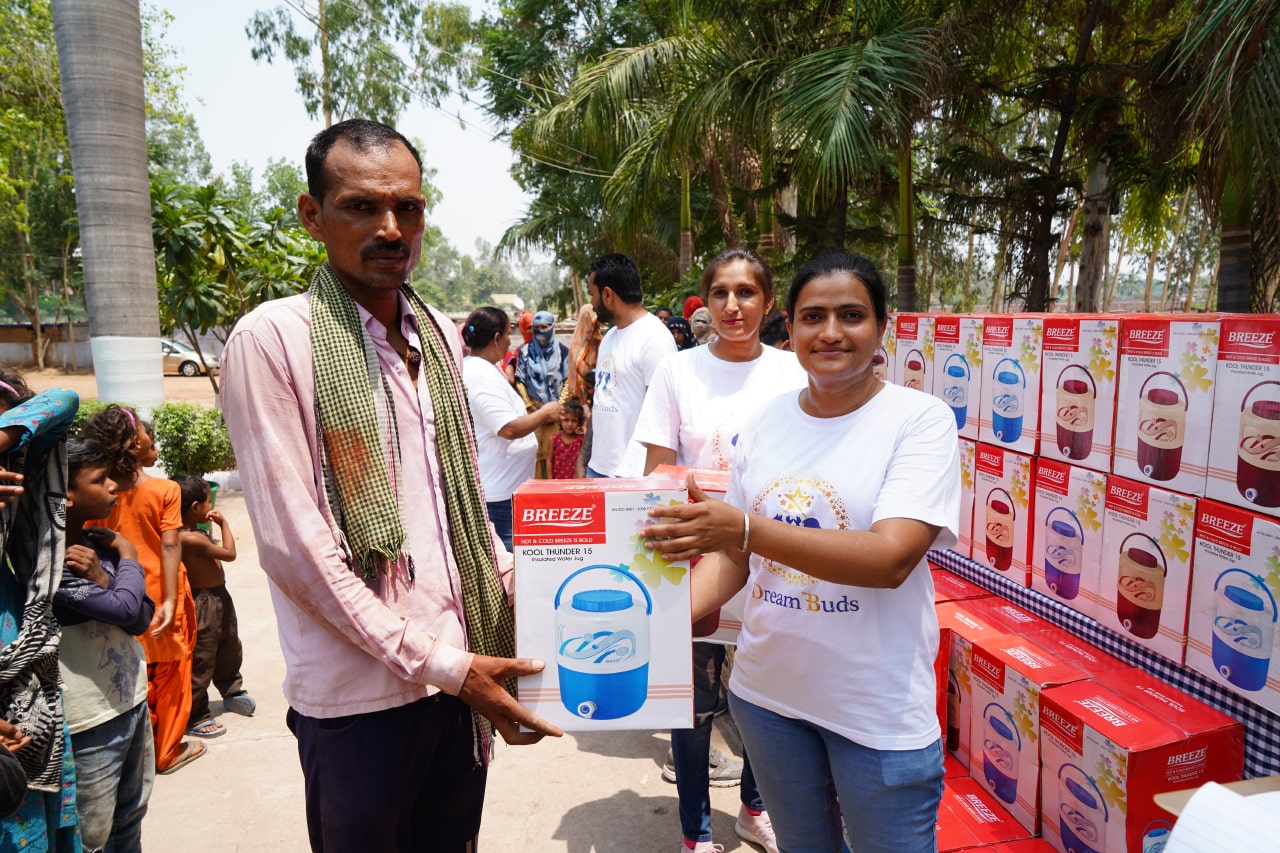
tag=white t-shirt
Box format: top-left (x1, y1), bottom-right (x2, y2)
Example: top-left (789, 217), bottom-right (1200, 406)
top-left (634, 345), bottom-right (807, 469)
top-left (726, 382), bottom-right (960, 750)
top-left (60, 621), bottom-right (148, 735)
top-left (463, 355), bottom-right (538, 501)
top-left (589, 312), bottom-right (678, 477)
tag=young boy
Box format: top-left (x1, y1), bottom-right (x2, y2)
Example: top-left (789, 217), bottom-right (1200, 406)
top-left (54, 436), bottom-right (157, 852)
top-left (550, 400), bottom-right (586, 479)
top-left (173, 475), bottom-right (254, 739)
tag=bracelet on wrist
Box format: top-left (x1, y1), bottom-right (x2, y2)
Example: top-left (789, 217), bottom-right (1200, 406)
top-left (740, 511), bottom-right (751, 553)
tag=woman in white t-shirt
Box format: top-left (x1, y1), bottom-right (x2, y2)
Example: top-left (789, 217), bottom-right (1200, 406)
top-left (461, 307), bottom-right (562, 550)
top-left (634, 247), bottom-right (804, 853)
top-left (642, 250), bottom-right (960, 853)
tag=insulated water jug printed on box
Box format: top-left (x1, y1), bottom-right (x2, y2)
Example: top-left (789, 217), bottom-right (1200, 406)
top-left (986, 488), bottom-right (1017, 572)
top-left (1044, 507), bottom-right (1086, 601)
top-left (1116, 533), bottom-right (1167, 641)
top-left (1235, 380), bottom-right (1280, 508)
top-left (1135, 372), bottom-right (1189, 482)
top-left (983, 701), bottom-right (1022, 805)
top-left (1211, 568), bottom-right (1277, 692)
top-left (1057, 763), bottom-right (1108, 853)
top-left (1055, 365), bottom-right (1097, 461)
top-left (944, 353), bottom-right (972, 431)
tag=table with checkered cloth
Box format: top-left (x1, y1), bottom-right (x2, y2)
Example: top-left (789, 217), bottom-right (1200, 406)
top-left (929, 549), bottom-right (1280, 778)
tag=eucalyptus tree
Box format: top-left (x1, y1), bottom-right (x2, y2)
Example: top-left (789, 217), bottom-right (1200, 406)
top-left (52, 0), bottom-right (164, 409)
top-left (247, 0), bottom-right (476, 126)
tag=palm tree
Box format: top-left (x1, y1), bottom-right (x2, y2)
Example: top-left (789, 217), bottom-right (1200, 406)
top-left (1163, 0), bottom-right (1280, 311)
top-left (51, 0), bottom-right (164, 408)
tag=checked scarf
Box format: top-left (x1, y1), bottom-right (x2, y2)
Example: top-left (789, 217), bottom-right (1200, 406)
top-left (309, 263), bottom-right (515, 761)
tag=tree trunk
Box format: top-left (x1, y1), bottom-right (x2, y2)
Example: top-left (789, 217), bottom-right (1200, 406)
top-left (896, 137), bottom-right (917, 311)
top-left (1216, 159), bottom-right (1252, 313)
top-left (1104, 229), bottom-right (1130, 312)
top-left (1075, 156), bottom-right (1110, 312)
top-left (1159, 190), bottom-right (1192, 310)
top-left (320, 0), bottom-right (332, 128)
top-left (1053, 200), bottom-right (1082, 301)
top-left (705, 154), bottom-right (740, 247)
top-left (678, 168), bottom-right (692, 278)
top-left (1143, 250), bottom-right (1157, 311)
top-left (1184, 217), bottom-right (1208, 312)
top-left (1027, 0), bottom-right (1102, 310)
top-left (53, 0), bottom-right (164, 410)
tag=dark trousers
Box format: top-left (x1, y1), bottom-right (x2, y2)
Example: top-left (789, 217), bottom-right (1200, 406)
top-left (287, 694), bottom-right (488, 853)
top-left (188, 584), bottom-right (245, 727)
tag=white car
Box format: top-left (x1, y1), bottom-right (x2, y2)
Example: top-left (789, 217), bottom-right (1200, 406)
top-left (162, 339), bottom-right (219, 376)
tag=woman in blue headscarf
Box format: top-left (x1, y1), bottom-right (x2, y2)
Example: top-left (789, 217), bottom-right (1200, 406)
top-left (514, 310), bottom-right (570, 477)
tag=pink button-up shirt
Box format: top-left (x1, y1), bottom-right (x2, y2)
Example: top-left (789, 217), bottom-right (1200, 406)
top-left (222, 290), bottom-right (512, 718)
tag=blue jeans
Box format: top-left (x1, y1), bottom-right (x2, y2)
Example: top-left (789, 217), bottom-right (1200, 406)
top-left (487, 498), bottom-right (513, 552)
top-left (70, 699), bottom-right (154, 853)
top-left (729, 691), bottom-right (943, 853)
top-left (673, 643), bottom-right (763, 843)
top-left (585, 466), bottom-right (607, 478)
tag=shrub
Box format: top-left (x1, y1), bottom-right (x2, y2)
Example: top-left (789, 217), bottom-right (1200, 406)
top-left (150, 402), bottom-right (236, 478)
top-left (71, 399), bottom-right (113, 434)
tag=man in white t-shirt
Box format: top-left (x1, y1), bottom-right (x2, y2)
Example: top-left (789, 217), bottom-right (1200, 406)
top-left (586, 253), bottom-right (677, 477)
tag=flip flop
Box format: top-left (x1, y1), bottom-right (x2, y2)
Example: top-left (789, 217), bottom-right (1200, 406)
top-left (185, 719), bottom-right (226, 739)
top-left (222, 693), bottom-right (256, 717)
top-left (158, 740), bottom-right (206, 775)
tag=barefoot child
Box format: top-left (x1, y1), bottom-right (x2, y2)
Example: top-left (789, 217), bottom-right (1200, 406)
top-left (84, 406), bottom-right (203, 775)
top-left (550, 400), bottom-right (585, 480)
top-left (174, 476), bottom-right (254, 739)
top-left (54, 436), bottom-right (156, 850)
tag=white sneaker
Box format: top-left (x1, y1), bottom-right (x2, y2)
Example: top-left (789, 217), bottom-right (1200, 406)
top-left (735, 807), bottom-right (780, 853)
top-left (662, 745), bottom-right (744, 787)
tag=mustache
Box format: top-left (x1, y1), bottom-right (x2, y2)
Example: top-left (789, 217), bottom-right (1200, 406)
top-left (363, 240), bottom-right (411, 258)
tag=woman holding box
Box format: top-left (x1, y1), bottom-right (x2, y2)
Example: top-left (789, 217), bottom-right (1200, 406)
top-left (634, 246), bottom-right (805, 853)
top-left (642, 250), bottom-right (960, 853)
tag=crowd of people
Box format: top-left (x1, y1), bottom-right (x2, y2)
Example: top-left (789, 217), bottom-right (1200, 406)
top-left (2, 116), bottom-right (959, 853)
top-left (0, 375), bottom-right (253, 852)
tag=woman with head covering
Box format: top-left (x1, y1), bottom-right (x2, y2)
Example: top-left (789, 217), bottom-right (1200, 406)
top-left (666, 316), bottom-right (696, 351)
top-left (690, 306), bottom-right (716, 345)
top-left (514, 310), bottom-right (571, 478)
top-left (503, 311), bottom-right (536, 385)
top-left (683, 295), bottom-right (704, 320)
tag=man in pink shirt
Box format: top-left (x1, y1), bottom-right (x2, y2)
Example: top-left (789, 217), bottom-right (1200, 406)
top-left (221, 119), bottom-right (560, 853)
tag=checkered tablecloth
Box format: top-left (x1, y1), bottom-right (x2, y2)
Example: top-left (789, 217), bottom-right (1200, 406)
top-left (930, 549), bottom-right (1280, 778)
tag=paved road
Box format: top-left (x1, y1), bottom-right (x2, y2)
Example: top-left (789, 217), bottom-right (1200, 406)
top-left (141, 490), bottom-right (755, 852)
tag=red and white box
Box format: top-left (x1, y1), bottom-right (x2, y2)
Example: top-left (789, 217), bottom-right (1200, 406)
top-left (934, 314), bottom-right (986, 441)
top-left (896, 313), bottom-right (935, 394)
top-left (936, 777), bottom-right (1035, 851)
top-left (878, 312), bottom-right (897, 384)
top-left (957, 438), bottom-right (977, 558)
top-left (1031, 459), bottom-right (1108, 617)
top-left (964, 842), bottom-right (1058, 853)
top-left (937, 602), bottom-right (1012, 770)
top-left (968, 635), bottom-right (1088, 834)
top-left (1039, 314), bottom-right (1120, 473)
top-left (974, 444), bottom-right (1035, 585)
top-left (1114, 314), bottom-right (1221, 495)
top-left (1207, 314), bottom-right (1280, 518)
top-left (934, 569), bottom-right (991, 604)
top-left (513, 478), bottom-right (693, 730)
top-left (1097, 476), bottom-right (1197, 663)
top-left (651, 465), bottom-right (739, 645)
top-left (1040, 680), bottom-right (1243, 853)
top-left (1186, 500), bottom-right (1280, 716)
top-left (981, 315), bottom-right (1047, 456)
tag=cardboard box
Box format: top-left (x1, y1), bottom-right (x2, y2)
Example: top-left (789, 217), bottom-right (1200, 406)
top-left (1186, 500), bottom-right (1280, 715)
top-left (981, 315), bottom-right (1047, 456)
top-left (513, 478), bottom-right (693, 730)
top-left (1039, 315), bottom-right (1121, 473)
top-left (937, 777), bottom-right (1036, 851)
top-left (896, 313), bottom-right (936, 394)
top-left (651, 465), bottom-right (740, 645)
top-left (958, 438), bottom-right (977, 559)
top-left (968, 634), bottom-right (1088, 834)
top-left (1031, 459), bottom-right (1108, 617)
top-left (1206, 314), bottom-right (1280, 518)
top-left (967, 842), bottom-right (1058, 853)
top-left (1097, 476), bottom-right (1197, 663)
top-left (937, 602), bottom-right (1013, 769)
top-left (934, 568), bottom-right (992, 604)
top-left (934, 314), bottom-right (986, 441)
top-left (1114, 315), bottom-right (1220, 495)
top-left (974, 444), bottom-right (1036, 585)
top-left (878, 311), bottom-right (897, 384)
top-left (1040, 680), bottom-right (1243, 853)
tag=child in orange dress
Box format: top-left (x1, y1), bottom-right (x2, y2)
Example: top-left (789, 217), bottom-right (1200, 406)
top-left (84, 406), bottom-right (202, 774)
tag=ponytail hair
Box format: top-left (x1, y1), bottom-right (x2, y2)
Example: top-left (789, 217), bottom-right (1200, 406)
top-left (462, 307), bottom-right (509, 350)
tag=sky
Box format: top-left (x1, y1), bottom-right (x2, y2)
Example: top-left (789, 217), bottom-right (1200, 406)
top-left (160, 0), bottom-right (533, 256)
